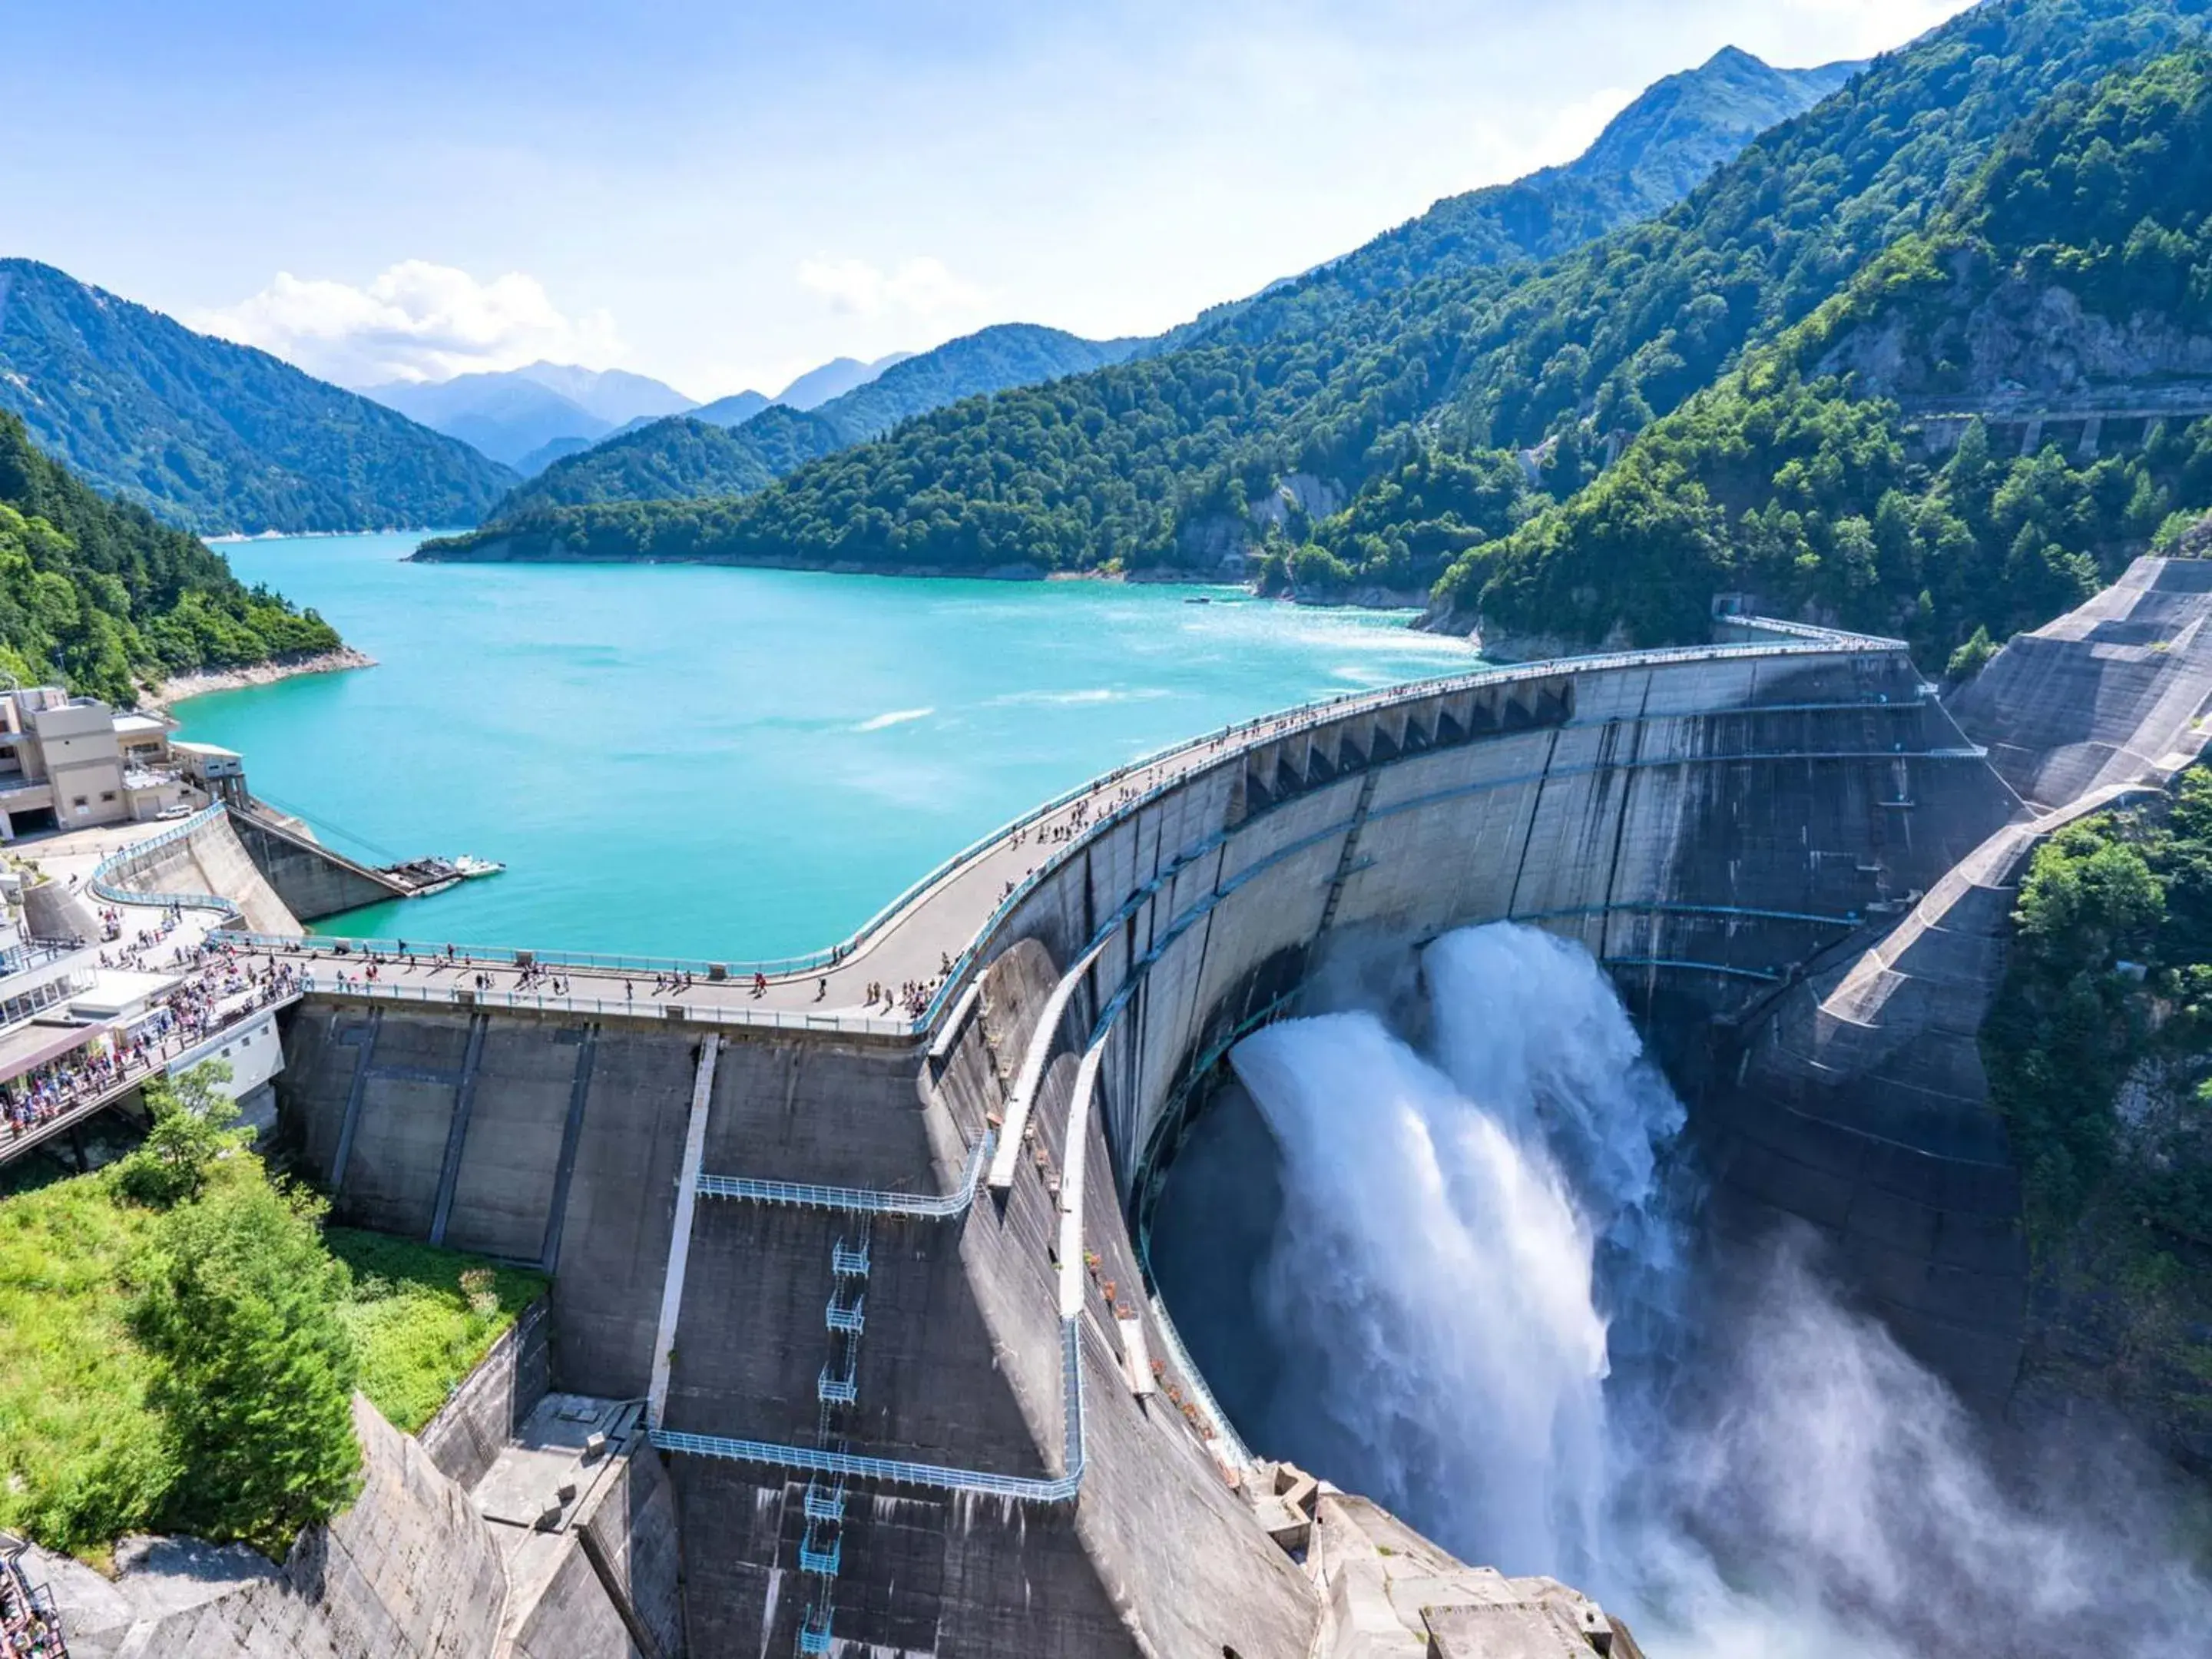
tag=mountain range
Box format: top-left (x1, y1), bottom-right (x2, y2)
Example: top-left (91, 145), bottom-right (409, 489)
top-left (0, 2), bottom-right (2203, 740)
top-left (1437, 31), bottom-right (2212, 664)
top-left (417, 0), bottom-right (2212, 690)
top-left (0, 38), bottom-right (1870, 540)
top-left (0, 259), bottom-right (515, 535)
top-left (1144, 45), bottom-right (1862, 356)
top-left (361, 353), bottom-right (925, 477)
top-left (483, 325), bottom-right (1145, 520)
top-left (436, 44), bottom-right (1852, 538)
top-left (362, 363), bottom-right (697, 470)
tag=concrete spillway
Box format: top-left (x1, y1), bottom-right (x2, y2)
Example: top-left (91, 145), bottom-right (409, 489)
top-left (251, 611), bottom-right (2101, 1657)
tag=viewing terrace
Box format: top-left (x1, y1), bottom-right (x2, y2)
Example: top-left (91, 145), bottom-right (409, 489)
top-left (0, 810), bottom-right (303, 1167)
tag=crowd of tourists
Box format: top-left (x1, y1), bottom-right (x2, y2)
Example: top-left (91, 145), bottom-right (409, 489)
top-left (0, 949), bottom-right (299, 1145)
top-left (861, 975), bottom-right (942, 1018)
top-left (0, 1546), bottom-right (65, 1659)
top-left (94, 904), bottom-right (191, 971)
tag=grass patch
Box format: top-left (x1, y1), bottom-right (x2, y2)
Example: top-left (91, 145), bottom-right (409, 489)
top-left (0, 1167), bottom-right (171, 1551)
top-left (325, 1229), bottom-right (545, 1434)
top-left (0, 1166), bottom-right (545, 1555)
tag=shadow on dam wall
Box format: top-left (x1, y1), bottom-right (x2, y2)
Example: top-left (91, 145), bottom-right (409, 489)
top-left (267, 634), bottom-right (2034, 1655)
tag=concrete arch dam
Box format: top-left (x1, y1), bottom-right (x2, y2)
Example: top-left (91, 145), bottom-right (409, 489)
top-left (269, 628), bottom-right (2033, 1657)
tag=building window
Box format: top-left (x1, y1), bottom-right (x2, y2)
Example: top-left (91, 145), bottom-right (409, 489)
top-left (99, 791), bottom-right (116, 803)
top-left (70, 797), bottom-right (87, 809)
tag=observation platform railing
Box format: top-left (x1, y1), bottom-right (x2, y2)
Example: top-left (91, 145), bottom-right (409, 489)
top-left (88, 804), bottom-right (241, 918)
top-left (0, 982), bottom-right (300, 1167)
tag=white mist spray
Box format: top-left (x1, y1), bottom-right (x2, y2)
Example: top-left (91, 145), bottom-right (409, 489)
top-left (1229, 920), bottom-right (2212, 1658)
top-left (1233, 923), bottom-right (1677, 1581)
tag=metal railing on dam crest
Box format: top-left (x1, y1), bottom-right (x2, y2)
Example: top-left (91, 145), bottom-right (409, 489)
top-left (210, 620), bottom-right (1923, 1042)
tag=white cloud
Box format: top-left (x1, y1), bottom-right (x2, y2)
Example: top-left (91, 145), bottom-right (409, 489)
top-left (192, 260), bottom-right (624, 386)
top-left (1523, 83), bottom-right (1637, 173)
top-left (1770, 0), bottom-right (1973, 55)
top-left (796, 255), bottom-right (988, 320)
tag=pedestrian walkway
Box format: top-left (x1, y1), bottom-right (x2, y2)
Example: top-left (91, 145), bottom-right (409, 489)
top-left (205, 636), bottom-right (1901, 1036)
top-left (0, 952), bottom-right (303, 1167)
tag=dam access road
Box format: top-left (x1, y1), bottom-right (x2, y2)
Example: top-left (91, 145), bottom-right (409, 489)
top-left (71, 565), bottom-right (2212, 1658)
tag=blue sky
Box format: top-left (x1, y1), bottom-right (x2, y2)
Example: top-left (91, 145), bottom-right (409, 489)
top-left (8, 1), bottom-right (1972, 399)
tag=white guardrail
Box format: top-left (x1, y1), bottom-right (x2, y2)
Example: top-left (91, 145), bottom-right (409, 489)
top-left (88, 804), bottom-right (241, 918)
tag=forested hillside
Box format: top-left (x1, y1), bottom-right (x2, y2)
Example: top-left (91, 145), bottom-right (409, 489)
top-left (1144, 46), bottom-right (1857, 356)
top-left (1809, 45), bottom-right (2212, 401)
top-left (0, 411), bottom-right (341, 703)
top-left (419, 41), bottom-right (1860, 565)
top-left (481, 323), bottom-right (1141, 520)
top-left (0, 260), bottom-right (516, 534)
top-left (1438, 45), bottom-right (2212, 666)
top-left (484, 409), bottom-right (844, 515)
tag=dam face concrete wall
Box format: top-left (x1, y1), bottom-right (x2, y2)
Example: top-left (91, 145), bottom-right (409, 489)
top-left (272, 634), bottom-right (2030, 1656)
top-left (46, 1399), bottom-right (510, 1659)
top-left (99, 807), bottom-right (300, 933)
top-left (227, 808), bottom-right (412, 922)
top-left (418, 1297), bottom-right (551, 1491)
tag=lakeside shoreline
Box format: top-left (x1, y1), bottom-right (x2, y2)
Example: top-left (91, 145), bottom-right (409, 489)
top-left (408, 538), bottom-right (1442, 618)
top-left (141, 646), bottom-right (377, 711)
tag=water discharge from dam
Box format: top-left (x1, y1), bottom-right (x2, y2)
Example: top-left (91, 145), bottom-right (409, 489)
top-left (1153, 922), bottom-right (2212, 1658)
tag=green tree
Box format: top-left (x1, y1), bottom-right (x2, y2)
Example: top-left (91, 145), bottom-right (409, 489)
top-left (135, 1171), bottom-right (362, 1555)
top-left (115, 1061), bottom-right (247, 1207)
top-left (1947, 625), bottom-right (1999, 680)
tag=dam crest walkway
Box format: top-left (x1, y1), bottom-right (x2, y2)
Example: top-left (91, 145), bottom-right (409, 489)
top-left (203, 624), bottom-right (1914, 1042)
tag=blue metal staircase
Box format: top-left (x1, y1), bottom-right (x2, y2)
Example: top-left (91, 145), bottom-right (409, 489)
top-left (793, 1221), bottom-right (873, 1654)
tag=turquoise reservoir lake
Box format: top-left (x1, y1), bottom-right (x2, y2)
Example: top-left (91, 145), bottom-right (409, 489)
top-left (177, 533), bottom-right (1479, 959)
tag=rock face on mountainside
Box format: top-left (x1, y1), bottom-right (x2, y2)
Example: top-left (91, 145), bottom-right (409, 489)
top-left (1817, 260), bottom-right (2212, 401)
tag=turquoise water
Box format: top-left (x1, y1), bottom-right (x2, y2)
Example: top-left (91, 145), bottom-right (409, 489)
top-left (177, 533), bottom-right (1479, 959)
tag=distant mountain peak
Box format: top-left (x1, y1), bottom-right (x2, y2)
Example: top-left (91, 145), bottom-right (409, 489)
top-left (475, 323), bottom-right (1141, 522)
top-left (1552, 41), bottom-right (1864, 208)
top-left (356, 360), bottom-right (697, 467)
top-left (1701, 44), bottom-right (1767, 71)
top-left (508, 362), bottom-right (697, 423)
top-left (773, 353), bottom-right (916, 411)
top-left (692, 389), bottom-right (772, 429)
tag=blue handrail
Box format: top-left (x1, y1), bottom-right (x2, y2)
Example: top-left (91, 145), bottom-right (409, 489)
top-left (88, 804), bottom-right (240, 917)
top-left (654, 1319), bottom-right (1086, 1503)
top-left (694, 1131), bottom-right (994, 1217)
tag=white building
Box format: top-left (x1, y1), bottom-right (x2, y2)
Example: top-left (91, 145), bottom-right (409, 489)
top-left (0, 688), bottom-right (190, 839)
